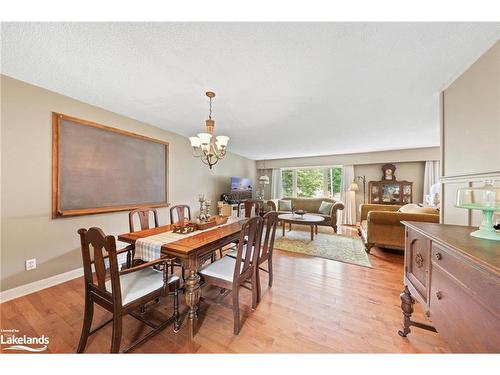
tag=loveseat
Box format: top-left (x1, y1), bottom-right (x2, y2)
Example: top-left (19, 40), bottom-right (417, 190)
top-left (268, 197), bottom-right (344, 233)
top-left (359, 203), bottom-right (439, 252)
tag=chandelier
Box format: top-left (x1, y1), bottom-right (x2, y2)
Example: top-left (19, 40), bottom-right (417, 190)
top-left (189, 91), bottom-right (230, 169)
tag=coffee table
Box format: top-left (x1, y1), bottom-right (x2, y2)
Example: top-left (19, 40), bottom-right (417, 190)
top-left (277, 213), bottom-right (325, 240)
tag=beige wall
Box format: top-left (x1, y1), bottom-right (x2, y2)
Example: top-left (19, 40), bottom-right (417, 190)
top-left (0, 75), bottom-right (256, 292)
top-left (441, 41), bottom-right (500, 225)
top-left (256, 147), bottom-right (439, 169)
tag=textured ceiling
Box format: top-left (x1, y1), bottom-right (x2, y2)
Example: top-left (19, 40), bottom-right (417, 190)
top-left (1, 22), bottom-right (499, 160)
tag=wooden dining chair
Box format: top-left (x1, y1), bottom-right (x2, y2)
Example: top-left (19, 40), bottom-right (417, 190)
top-left (199, 216), bottom-right (263, 334)
top-left (76, 227), bottom-right (180, 353)
top-left (224, 200), bottom-right (260, 256)
top-left (227, 211), bottom-right (278, 302)
top-left (169, 204), bottom-right (191, 224)
top-left (238, 200), bottom-right (260, 218)
top-left (255, 211), bottom-right (278, 301)
top-left (128, 207), bottom-right (160, 232)
top-left (129, 207), bottom-right (185, 280)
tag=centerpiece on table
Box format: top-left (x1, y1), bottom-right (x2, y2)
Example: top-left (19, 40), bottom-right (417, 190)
top-left (292, 208), bottom-right (307, 218)
top-left (195, 194), bottom-right (228, 231)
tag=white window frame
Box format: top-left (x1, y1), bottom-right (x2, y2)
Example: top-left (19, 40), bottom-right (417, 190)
top-left (281, 166), bottom-right (342, 199)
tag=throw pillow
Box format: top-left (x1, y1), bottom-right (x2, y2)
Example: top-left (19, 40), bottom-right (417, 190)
top-left (278, 199), bottom-right (292, 211)
top-left (318, 201), bottom-right (334, 215)
top-left (398, 203), bottom-right (439, 215)
top-left (398, 204), bottom-right (420, 213)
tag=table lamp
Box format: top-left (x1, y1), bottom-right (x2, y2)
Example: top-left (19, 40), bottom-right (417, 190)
top-left (456, 181), bottom-right (500, 241)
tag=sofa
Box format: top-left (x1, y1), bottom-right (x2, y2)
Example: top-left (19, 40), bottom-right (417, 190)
top-left (268, 197), bottom-right (344, 233)
top-left (359, 203), bottom-right (439, 252)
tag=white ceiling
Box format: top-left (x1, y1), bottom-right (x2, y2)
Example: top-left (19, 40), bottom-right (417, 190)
top-left (1, 22), bottom-right (499, 160)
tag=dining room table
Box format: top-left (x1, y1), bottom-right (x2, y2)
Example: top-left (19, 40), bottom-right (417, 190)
top-left (117, 216), bottom-right (246, 341)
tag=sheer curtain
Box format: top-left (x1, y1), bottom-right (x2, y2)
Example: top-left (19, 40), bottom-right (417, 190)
top-left (271, 168), bottom-right (282, 199)
top-left (423, 160), bottom-right (440, 202)
top-left (340, 165), bottom-right (356, 225)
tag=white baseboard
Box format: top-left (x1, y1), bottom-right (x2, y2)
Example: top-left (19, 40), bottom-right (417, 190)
top-left (0, 267), bottom-right (84, 304)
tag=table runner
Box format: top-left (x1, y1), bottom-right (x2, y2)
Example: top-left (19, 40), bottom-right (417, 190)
top-left (134, 216), bottom-right (242, 262)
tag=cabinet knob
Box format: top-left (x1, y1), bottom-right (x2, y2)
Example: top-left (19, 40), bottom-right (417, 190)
top-left (435, 252), bottom-right (442, 260)
top-left (436, 291), bottom-right (443, 300)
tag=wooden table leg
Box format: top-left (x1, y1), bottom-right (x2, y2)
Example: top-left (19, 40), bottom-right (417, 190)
top-left (282, 221), bottom-right (285, 237)
top-left (288, 222), bottom-right (292, 231)
top-left (310, 225), bottom-right (314, 240)
top-left (398, 285), bottom-right (414, 337)
top-left (184, 269), bottom-right (201, 341)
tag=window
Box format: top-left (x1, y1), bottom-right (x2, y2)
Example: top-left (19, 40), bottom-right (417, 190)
top-left (281, 167), bottom-right (342, 199)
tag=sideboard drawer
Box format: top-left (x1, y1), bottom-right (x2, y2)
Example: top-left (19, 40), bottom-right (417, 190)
top-left (432, 242), bottom-right (500, 312)
top-left (405, 228), bottom-right (430, 302)
top-left (430, 264), bottom-right (500, 352)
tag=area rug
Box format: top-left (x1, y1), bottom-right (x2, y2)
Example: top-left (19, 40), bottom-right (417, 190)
top-left (274, 229), bottom-right (372, 268)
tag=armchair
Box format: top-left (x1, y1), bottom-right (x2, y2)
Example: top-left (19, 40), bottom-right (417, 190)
top-left (359, 204), bottom-right (439, 252)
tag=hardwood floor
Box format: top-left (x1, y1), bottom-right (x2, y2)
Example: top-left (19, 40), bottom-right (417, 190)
top-left (0, 226), bottom-right (451, 353)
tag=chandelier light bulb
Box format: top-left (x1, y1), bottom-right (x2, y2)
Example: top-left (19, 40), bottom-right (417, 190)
top-left (197, 133), bottom-right (212, 145)
top-left (189, 136), bottom-right (201, 148)
top-left (216, 135), bottom-right (230, 148)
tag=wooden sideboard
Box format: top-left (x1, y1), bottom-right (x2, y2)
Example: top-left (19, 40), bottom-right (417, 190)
top-left (400, 221), bottom-right (500, 353)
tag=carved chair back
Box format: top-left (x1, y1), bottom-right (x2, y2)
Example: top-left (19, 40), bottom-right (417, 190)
top-left (128, 208), bottom-right (159, 233)
top-left (238, 200), bottom-right (260, 218)
top-left (78, 227), bottom-right (122, 305)
top-left (259, 211), bottom-right (278, 263)
top-left (267, 201), bottom-right (277, 211)
top-left (170, 204), bottom-right (191, 224)
top-left (233, 216), bottom-right (263, 283)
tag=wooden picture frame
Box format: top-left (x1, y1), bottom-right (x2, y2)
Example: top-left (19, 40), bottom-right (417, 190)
top-left (52, 113), bottom-right (169, 218)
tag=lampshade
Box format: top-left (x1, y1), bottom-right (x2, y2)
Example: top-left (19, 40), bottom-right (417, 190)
top-left (349, 181), bottom-right (360, 192)
top-left (259, 175), bottom-right (270, 185)
top-left (189, 136), bottom-right (201, 148)
top-left (216, 135), bottom-right (230, 148)
top-left (197, 132), bottom-right (212, 145)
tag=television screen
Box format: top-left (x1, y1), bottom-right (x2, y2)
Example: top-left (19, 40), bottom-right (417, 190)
top-left (231, 177), bottom-right (252, 192)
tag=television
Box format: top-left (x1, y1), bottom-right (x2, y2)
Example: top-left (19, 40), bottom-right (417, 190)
top-left (230, 177), bottom-right (253, 192)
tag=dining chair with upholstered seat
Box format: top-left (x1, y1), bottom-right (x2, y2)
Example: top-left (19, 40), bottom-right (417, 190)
top-left (237, 200), bottom-right (260, 218)
top-left (254, 211), bottom-right (278, 301)
top-left (129, 207), bottom-right (160, 232)
top-left (169, 204), bottom-right (191, 224)
top-left (76, 227), bottom-right (180, 353)
top-left (199, 216), bottom-right (263, 334)
top-left (225, 199), bottom-right (260, 257)
top-left (129, 207), bottom-right (185, 280)
top-left (227, 211), bottom-right (278, 302)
